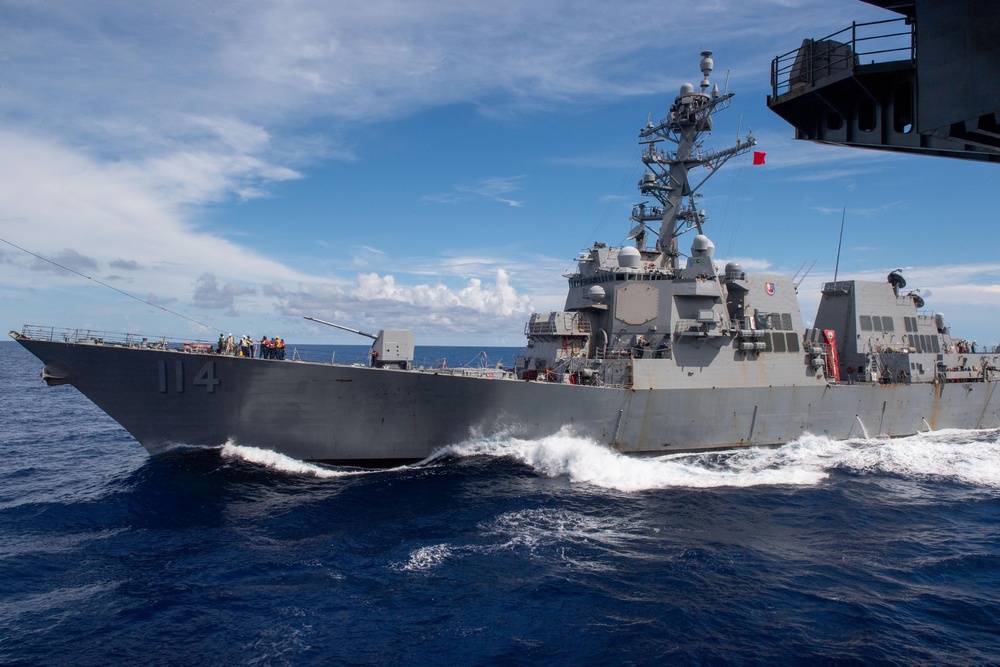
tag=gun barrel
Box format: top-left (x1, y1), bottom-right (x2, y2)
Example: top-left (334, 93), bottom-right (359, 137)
top-left (303, 316), bottom-right (378, 340)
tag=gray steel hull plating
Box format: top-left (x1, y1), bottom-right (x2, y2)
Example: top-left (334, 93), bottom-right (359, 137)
top-left (15, 338), bottom-right (1000, 464)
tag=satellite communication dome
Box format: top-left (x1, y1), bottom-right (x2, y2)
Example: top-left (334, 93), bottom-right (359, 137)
top-left (690, 234), bottom-right (715, 258)
top-left (725, 261), bottom-right (744, 281)
top-left (587, 285), bottom-right (606, 303)
top-left (618, 245), bottom-right (642, 269)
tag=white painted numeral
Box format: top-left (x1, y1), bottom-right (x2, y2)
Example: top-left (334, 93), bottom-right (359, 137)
top-left (192, 362), bottom-right (220, 393)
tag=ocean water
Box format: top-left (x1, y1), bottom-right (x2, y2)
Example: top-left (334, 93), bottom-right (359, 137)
top-left (2, 340), bottom-right (1000, 666)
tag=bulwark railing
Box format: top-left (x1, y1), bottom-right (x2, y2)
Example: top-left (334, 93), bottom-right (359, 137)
top-left (16, 324), bottom-right (177, 348)
top-left (771, 17), bottom-right (914, 98)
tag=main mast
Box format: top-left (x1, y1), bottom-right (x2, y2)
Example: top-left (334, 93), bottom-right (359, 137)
top-left (632, 51), bottom-right (757, 270)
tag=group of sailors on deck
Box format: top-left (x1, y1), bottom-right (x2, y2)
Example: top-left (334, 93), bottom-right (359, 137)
top-left (258, 336), bottom-right (286, 359)
top-left (215, 333), bottom-right (286, 359)
top-left (952, 339), bottom-right (978, 354)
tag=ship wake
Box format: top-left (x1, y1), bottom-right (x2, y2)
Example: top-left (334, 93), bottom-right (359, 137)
top-left (430, 427), bottom-right (1000, 493)
top-left (215, 428), bottom-right (1000, 492)
top-left (219, 442), bottom-right (384, 478)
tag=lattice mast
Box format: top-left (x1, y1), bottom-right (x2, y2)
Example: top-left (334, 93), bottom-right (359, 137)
top-left (631, 51), bottom-right (757, 270)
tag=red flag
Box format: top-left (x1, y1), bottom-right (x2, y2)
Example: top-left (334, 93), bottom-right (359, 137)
top-left (752, 151), bottom-right (766, 165)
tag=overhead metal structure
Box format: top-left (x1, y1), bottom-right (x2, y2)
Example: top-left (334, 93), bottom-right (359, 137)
top-left (767, 0), bottom-right (1000, 163)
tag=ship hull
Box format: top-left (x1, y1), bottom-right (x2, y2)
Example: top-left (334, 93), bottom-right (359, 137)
top-left (14, 338), bottom-right (1000, 464)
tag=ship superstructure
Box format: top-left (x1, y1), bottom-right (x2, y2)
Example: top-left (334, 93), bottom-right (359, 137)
top-left (515, 52), bottom-right (823, 392)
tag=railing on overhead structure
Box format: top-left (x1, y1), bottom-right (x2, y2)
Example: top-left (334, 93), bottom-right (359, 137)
top-left (771, 17), bottom-right (915, 98)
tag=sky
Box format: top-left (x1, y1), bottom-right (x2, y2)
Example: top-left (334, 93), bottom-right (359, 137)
top-left (1, 0), bottom-right (998, 347)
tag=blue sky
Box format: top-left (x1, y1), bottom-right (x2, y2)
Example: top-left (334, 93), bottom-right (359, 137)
top-left (1, 0), bottom-right (997, 346)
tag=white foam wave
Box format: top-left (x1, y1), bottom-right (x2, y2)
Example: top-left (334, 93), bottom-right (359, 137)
top-left (219, 442), bottom-right (375, 478)
top-left (484, 508), bottom-right (641, 560)
top-left (392, 508), bottom-right (646, 573)
top-left (433, 427), bottom-right (1000, 493)
top-left (394, 544), bottom-right (456, 572)
top-left (833, 429), bottom-right (1000, 488)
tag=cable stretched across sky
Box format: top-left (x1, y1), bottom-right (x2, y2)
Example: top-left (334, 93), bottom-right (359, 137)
top-left (0, 235), bottom-right (222, 334)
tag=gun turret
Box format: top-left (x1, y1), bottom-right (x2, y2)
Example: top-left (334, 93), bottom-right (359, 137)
top-left (303, 316), bottom-right (377, 340)
top-left (304, 316), bottom-right (414, 369)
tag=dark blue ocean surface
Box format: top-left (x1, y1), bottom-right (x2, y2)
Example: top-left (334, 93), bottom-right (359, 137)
top-left (2, 340), bottom-right (1000, 666)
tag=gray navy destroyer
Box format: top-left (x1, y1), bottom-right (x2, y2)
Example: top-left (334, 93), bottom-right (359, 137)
top-left (12, 52), bottom-right (1000, 465)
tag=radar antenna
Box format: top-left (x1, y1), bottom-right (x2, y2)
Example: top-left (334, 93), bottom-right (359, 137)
top-left (635, 51), bottom-right (757, 270)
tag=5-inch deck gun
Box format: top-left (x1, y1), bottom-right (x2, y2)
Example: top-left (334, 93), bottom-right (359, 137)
top-left (304, 316), bottom-right (414, 369)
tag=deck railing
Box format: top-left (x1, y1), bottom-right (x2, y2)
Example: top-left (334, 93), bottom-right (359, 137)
top-left (16, 324), bottom-right (182, 348)
top-left (771, 17), bottom-right (914, 98)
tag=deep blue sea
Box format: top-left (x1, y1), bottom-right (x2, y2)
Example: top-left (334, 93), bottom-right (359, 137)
top-left (3, 340), bottom-right (1000, 666)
